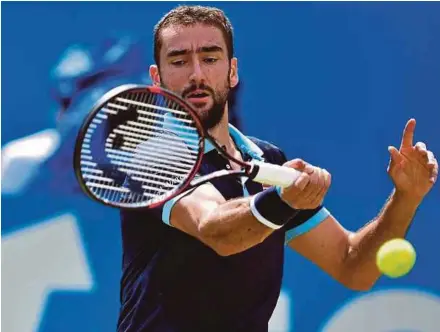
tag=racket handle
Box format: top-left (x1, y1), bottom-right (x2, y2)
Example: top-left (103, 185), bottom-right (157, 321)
top-left (250, 161), bottom-right (301, 188)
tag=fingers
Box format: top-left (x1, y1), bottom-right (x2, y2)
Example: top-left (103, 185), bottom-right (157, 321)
top-left (294, 171), bottom-right (311, 191)
top-left (415, 141), bottom-right (428, 158)
top-left (309, 168), bottom-right (331, 206)
top-left (415, 142), bottom-right (427, 150)
top-left (280, 158), bottom-right (332, 209)
top-left (415, 141), bottom-right (437, 171)
top-left (284, 158), bottom-right (308, 172)
top-left (413, 141), bottom-right (429, 169)
top-left (427, 151), bottom-right (437, 168)
top-left (298, 168), bottom-right (318, 200)
top-left (400, 118), bottom-right (416, 149)
top-left (302, 167), bottom-right (324, 200)
top-left (388, 145), bottom-right (404, 164)
top-left (431, 164), bottom-right (438, 184)
top-left (427, 151), bottom-right (438, 183)
top-left (303, 162), bottom-right (315, 175)
top-left (283, 159), bottom-right (316, 175)
top-left (411, 141), bottom-right (438, 184)
top-left (282, 166), bottom-right (330, 209)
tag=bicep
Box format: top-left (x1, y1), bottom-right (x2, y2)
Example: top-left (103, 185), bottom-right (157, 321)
top-left (287, 212), bottom-right (351, 282)
top-left (169, 183), bottom-right (226, 240)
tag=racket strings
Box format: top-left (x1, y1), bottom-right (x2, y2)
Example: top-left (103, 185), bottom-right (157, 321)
top-left (79, 90), bottom-right (201, 206)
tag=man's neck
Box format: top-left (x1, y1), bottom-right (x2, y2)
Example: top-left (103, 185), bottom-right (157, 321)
top-left (207, 108), bottom-right (236, 153)
top-left (208, 111), bottom-right (244, 169)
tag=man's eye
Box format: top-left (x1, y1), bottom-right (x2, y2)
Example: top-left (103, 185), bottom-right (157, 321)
top-left (204, 57), bottom-right (218, 64)
top-left (171, 60), bottom-right (186, 66)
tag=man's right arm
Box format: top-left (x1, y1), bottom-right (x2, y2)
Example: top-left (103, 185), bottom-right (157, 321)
top-left (168, 160), bottom-right (331, 256)
top-left (170, 183), bottom-right (274, 256)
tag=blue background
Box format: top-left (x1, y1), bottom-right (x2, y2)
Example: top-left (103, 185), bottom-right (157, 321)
top-left (2, 2), bottom-right (440, 331)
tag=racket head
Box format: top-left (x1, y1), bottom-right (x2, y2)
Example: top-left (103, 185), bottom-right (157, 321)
top-left (73, 84), bottom-right (206, 209)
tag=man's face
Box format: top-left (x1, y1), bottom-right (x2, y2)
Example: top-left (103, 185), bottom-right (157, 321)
top-left (151, 24), bottom-right (238, 129)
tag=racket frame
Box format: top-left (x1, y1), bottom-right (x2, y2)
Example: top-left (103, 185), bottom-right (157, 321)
top-left (74, 85), bottom-right (198, 209)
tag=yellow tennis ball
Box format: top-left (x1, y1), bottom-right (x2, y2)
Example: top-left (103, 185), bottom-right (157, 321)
top-left (376, 238), bottom-right (416, 278)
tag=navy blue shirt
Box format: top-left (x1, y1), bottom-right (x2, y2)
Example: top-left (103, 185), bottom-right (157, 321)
top-left (117, 125), bottom-right (329, 332)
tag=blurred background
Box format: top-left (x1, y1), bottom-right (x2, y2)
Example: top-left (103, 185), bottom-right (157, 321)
top-left (2, 2), bottom-right (440, 332)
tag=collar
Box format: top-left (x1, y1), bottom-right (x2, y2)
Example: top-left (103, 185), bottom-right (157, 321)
top-left (204, 124), bottom-right (264, 161)
top-left (162, 113), bottom-right (264, 161)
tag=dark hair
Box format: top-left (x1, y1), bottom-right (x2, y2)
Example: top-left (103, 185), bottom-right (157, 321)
top-left (153, 5), bottom-right (234, 66)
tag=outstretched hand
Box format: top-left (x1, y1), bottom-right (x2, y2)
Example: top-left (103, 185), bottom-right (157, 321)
top-left (387, 118), bottom-right (438, 201)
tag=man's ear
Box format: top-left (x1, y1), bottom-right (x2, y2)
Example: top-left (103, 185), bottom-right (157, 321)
top-left (149, 65), bottom-right (161, 86)
top-left (229, 57), bottom-right (239, 88)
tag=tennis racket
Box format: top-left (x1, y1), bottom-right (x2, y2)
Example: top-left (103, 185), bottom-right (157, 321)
top-left (73, 84), bottom-right (301, 209)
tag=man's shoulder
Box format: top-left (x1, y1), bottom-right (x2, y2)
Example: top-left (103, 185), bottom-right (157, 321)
top-left (247, 136), bottom-right (282, 151)
top-left (247, 136), bottom-right (287, 164)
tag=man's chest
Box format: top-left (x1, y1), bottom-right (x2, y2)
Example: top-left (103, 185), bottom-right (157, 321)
top-left (199, 151), bottom-right (264, 200)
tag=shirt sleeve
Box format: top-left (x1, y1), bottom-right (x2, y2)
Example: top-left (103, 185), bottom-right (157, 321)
top-left (283, 206), bottom-right (331, 245)
top-left (161, 188), bottom-right (197, 226)
top-left (120, 187), bottom-right (198, 227)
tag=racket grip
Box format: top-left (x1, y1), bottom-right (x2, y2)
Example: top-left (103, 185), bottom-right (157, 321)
top-left (250, 161), bottom-right (301, 188)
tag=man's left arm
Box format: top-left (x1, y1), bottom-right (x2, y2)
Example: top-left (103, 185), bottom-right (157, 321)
top-left (287, 119), bottom-right (438, 291)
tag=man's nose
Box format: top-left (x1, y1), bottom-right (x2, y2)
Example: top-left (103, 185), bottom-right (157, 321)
top-left (188, 59), bottom-right (205, 84)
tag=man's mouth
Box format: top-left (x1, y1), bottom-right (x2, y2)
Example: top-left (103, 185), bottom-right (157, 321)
top-left (186, 90), bottom-right (211, 104)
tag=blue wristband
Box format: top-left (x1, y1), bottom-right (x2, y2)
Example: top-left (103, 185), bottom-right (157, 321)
top-left (250, 187), bottom-right (299, 229)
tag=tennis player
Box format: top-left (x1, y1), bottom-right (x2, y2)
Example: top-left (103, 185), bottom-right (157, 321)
top-left (117, 6), bottom-right (438, 332)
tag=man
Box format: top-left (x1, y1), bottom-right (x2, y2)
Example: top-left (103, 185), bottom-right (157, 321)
top-left (118, 5), bottom-right (438, 332)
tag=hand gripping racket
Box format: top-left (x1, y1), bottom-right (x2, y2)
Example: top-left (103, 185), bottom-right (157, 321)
top-left (73, 84), bottom-right (301, 209)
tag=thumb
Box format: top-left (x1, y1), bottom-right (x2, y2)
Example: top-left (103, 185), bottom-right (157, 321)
top-left (284, 158), bottom-right (307, 171)
top-left (388, 146), bottom-right (404, 164)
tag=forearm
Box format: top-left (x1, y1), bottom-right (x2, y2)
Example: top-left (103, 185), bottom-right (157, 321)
top-left (199, 197), bottom-right (275, 256)
top-left (344, 190), bottom-right (420, 289)
top-left (172, 184), bottom-right (298, 256)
